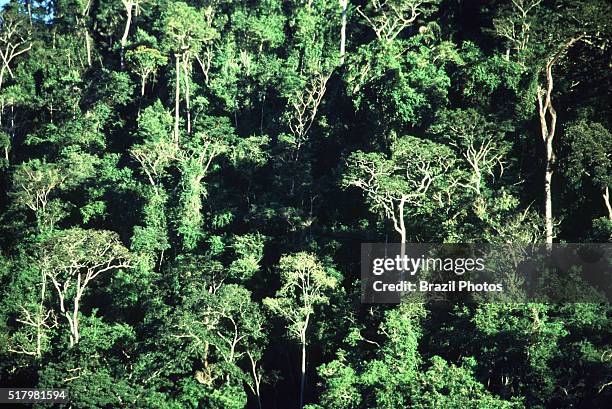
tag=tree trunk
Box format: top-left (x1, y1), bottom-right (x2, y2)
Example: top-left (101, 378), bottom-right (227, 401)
top-left (71, 277), bottom-right (83, 346)
top-left (65, 310), bottom-right (75, 346)
top-left (299, 334), bottom-right (306, 409)
top-left (25, 0), bottom-right (32, 25)
top-left (537, 61), bottom-right (558, 245)
top-left (174, 54), bottom-right (180, 144)
top-left (398, 197), bottom-right (407, 245)
top-left (141, 77), bottom-right (146, 96)
top-left (182, 55), bottom-right (191, 134)
top-left (398, 197), bottom-right (407, 287)
top-left (85, 30), bottom-right (92, 67)
top-left (120, 2), bottom-right (133, 69)
top-left (0, 65), bottom-right (5, 91)
top-left (536, 37), bottom-right (582, 244)
top-left (36, 274), bottom-right (46, 358)
top-left (544, 135), bottom-right (554, 243)
top-left (10, 105), bottom-right (14, 139)
top-left (72, 300), bottom-right (80, 345)
top-left (339, 0), bottom-right (348, 64)
top-left (603, 186), bottom-right (612, 220)
top-left (248, 352), bottom-right (262, 409)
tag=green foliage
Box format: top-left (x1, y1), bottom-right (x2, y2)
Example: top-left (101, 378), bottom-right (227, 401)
top-left (158, 1), bottom-right (218, 56)
top-left (264, 252), bottom-right (338, 341)
top-left (126, 45), bottom-right (168, 95)
top-left (0, 1), bottom-right (610, 408)
top-left (176, 115), bottom-right (236, 250)
top-left (346, 36), bottom-right (452, 130)
top-left (411, 356), bottom-right (522, 409)
top-left (343, 136), bottom-right (461, 241)
top-left (315, 303), bottom-right (520, 409)
top-left (564, 120), bottom-right (611, 190)
top-left (229, 233), bottom-right (266, 281)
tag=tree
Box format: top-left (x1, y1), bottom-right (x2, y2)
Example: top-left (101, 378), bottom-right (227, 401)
top-left (451, 303), bottom-right (568, 406)
top-left (175, 115), bottom-right (235, 250)
top-left (0, 7), bottom-right (32, 90)
top-left (493, 0), bottom-right (612, 243)
top-left (126, 45), bottom-right (167, 96)
top-left (11, 159), bottom-right (67, 231)
top-left (159, 1), bottom-right (218, 139)
top-left (344, 20), bottom-right (456, 136)
top-left (119, 0), bottom-right (149, 66)
top-left (493, 0), bottom-right (542, 64)
top-left (11, 142), bottom-right (102, 231)
top-left (264, 253), bottom-right (338, 409)
top-left (40, 228), bottom-right (131, 346)
top-left (564, 121), bottom-right (612, 220)
top-left (130, 101), bottom-right (176, 193)
top-left (130, 101), bottom-right (176, 269)
top-left (5, 257), bottom-right (55, 359)
top-left (309, 303), bottom-right (521, 409)
top-left (536, 36), bottom-right (582, 244)
top-left (59, 0), bottom-right (95, 67)
top-left (339, 0), bottom-right (349, 63)
top-left (285, 70), bottom-right (331, 163)
top-left (173, 283), bottom-right (266, 395)
top-left (342, 136), bottom-right (459, 243)
top-left (429, 109), bottom-right (511, 196)
top-left (356, 0), bottom-right (441, 44)
top-left (1, 83), bottom-right (30, 165)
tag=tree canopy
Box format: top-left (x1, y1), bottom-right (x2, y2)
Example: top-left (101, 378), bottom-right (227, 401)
top-left (0, 0), bottom-right (610, 408)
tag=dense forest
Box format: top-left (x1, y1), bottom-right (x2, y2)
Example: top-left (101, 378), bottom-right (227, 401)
top-left (0, 0), bottom-right (610, 408)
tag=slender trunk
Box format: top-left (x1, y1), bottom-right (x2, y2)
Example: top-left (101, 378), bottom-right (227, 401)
top-left (174, 54), bottom-right (180, 144)
top-left (182, 55), bottom-right (191, 134)
top-left (544, 137), bottom-right (554, 243)
top-left (537, 62), bottom-right (557, 245)
top-left (27, 1), bottom-right (32, 25)
top-left (85, 30), bottom-right (92, 67)
top-left (398, 197), bottom-right (407, 288)
top-left (141, 77), bottom-right (146, 96)
top-left (248, 352), bottom-right (262, 409)
top-left (81, 1), bottom-right (92, 67)
top-left (398, 197), bottom-right (407, 245)
top-left (36, 274), bottom-right (46, 358)
top-left (65, 310), bottom-right (75, 347)
top-left (72, 297), bottom-right (80, 345)
top-left (339, 0), bottom-right (348, 64)
top-left (299, 334), bottom-right (306, 409)
top-left (72, 277), bottom-right (82, 345)
top-left (603, 186), bottom-right (612, 220)
top-left (472, 161), bottom-right (482, 195)
top-left (73, 308), bottom-right (79, 344)
top-left (120, 3), bottom-right (133, 69)
top-left (260, 94), bottom-right (265, 134)
top-left (537, 37), bottom-right (581, 244)
top-left (256, 388), bottom-right (262, 409)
